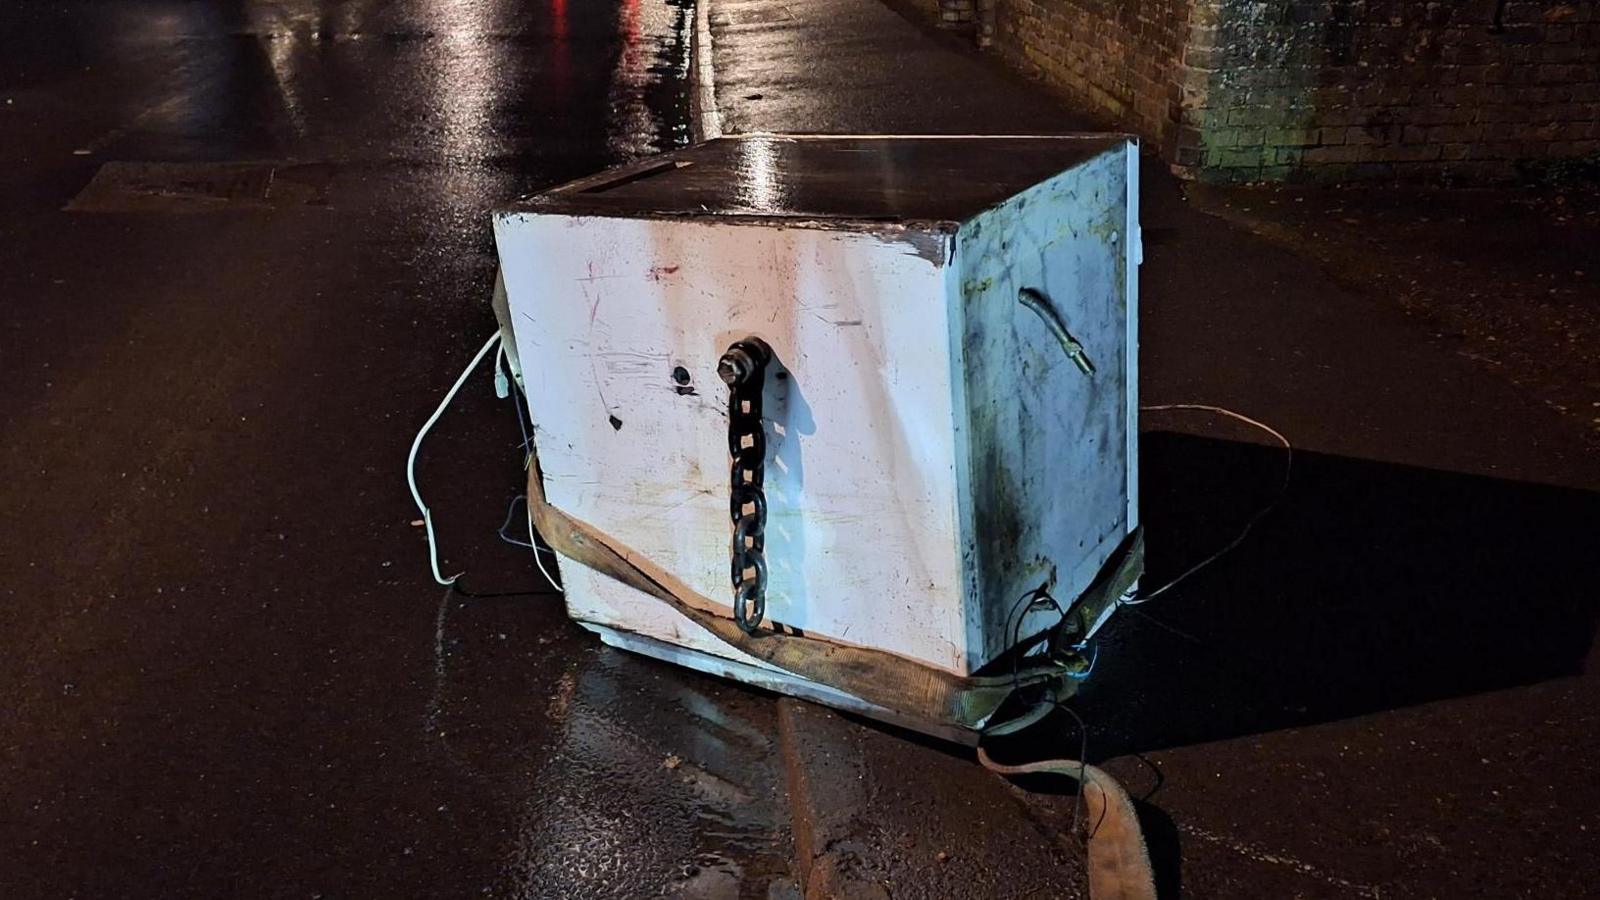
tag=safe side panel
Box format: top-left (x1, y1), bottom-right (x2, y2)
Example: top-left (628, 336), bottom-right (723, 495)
top-left (953, 147), bottom-right (1136, 669)
top-left (494, 215), bottom-right (970, 672)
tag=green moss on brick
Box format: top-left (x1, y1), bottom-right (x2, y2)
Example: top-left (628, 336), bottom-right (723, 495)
top-left (963, 0), bottom-right (1597, 183)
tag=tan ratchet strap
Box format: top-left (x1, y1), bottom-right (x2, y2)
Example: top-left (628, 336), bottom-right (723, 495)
top-left (528, 466), bottom-right (1144, 731)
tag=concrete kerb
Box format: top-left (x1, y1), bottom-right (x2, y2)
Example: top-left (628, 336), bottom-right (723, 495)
top-left (689, 0), bottom-right (722, 142)
top-left (777, 700), bottom-right (887, 900)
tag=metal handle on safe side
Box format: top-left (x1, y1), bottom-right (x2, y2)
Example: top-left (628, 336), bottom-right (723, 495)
top-left (1018, 287), bottom-right (1095, 376)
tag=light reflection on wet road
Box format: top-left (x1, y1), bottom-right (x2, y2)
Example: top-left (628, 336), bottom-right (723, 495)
top-left (0, 2), bottom-right (791, 897)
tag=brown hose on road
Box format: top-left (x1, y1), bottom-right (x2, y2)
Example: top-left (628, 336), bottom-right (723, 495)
top-left (978, 747), bottom-right (1158, 900)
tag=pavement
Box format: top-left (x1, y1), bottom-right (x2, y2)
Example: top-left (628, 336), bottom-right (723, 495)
top-left (1183, 181), bottom-right (1600, 446)
top-left (699, 0), bottom-right (1600, 897)
top-left (2, 0), bottom-right (1597, 898)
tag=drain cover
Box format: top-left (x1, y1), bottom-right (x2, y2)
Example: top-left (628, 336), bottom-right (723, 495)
top-left (718, 6), bottom-right (792, 25)
top-left (67, 161), bottom-right (327, 212)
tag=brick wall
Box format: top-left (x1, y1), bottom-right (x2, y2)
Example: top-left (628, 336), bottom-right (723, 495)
top-left (900, 0), bottom-right (977, 28)
top-left (1178, 0), bottom-right (1600, 182)
top-left (992, 0), bottom-right (1196, 152)
top-left (933, 0), bottom-right (1600, 181)
top-left (939, 0), bottom-right (979, 27)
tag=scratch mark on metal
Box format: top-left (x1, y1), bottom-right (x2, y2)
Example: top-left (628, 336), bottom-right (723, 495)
top-left (809, 312), bottom-right (865, 327)
top-left (580, 280), bottom-right (614, 415)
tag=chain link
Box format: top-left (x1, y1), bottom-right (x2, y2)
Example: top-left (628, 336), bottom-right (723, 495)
top-left (718, 337), bottom-right (771, 634)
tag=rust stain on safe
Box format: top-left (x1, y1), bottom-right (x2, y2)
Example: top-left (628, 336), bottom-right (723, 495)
top-left (866, 227), bottom-right (949, 265)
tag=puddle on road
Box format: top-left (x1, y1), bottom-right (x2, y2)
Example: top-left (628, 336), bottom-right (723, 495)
top-left (428, 592), bottom-right (794, 899)
top-left (507, 650), bottom-right (793, 898)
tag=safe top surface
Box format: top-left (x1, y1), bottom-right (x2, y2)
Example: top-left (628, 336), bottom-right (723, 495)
top-left (509, 134), bottom-right (1131, 225)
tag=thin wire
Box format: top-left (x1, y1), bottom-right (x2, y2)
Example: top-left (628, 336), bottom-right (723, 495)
top-left (407, 331), bottom-right (503, 586)
top-left (498, 495), bottom-right (536, 549)
top-left (501, 341), bottom-right (536, 467)
top-left (1008, 587), bottom-right (1058, 669)
top-left (493, 336), bottom-right (559, 594)
top-left (1007, 586), bottom-right (1060, 689)
top-left (1123, 603), bottom-right (1203, 644)
top-left (1057, 703), bottom-right (1093, 842)
top-left (1122, 403), bottom-right (1292, 606)
top-left (977, 701), bottom-right (1094, 859)
top-left (528, 505), bottom-right (563, 593)
top-left (498, 495), bottom-right (560, 558)
top-left (977, 587), bottom-right (1072, 737)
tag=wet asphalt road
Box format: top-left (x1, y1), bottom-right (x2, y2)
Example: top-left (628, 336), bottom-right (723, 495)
top-left (0, 2), bottom-right (795, 897)
top-left (9, 1), bottom-right (1600, 897)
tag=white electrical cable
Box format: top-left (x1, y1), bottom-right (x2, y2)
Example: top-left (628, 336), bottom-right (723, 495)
top-left (1122, 403), bottom-right (1293, 606)
top-left (528, 508), bottom-right (563, 594)
top-left (407, 331), bottom-right (503, 586)
top-left (492, 342), bottom-right (510, 400)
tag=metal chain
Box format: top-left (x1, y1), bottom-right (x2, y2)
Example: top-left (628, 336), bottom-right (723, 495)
top-left (718, 337), bottom-right (771, 634)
